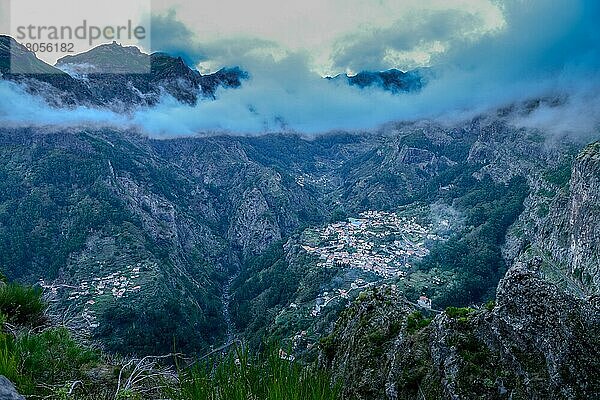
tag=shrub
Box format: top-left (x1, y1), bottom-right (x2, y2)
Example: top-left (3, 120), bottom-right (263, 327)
top-left (406, 312), bottom-right (432, 334)
top-left (319, 334), bottom-right (336, 361)
top-left (0, 283), bottom-right (45, 325)
top-left (0, 327), bottom-right (99, 396)
top-left (484, 300), bottom-right (495, 311)
top-left (15, 327), bottom-right (99, 387)
top-left (543, 163), bottom-right (572, 187)
top-left (445, 307), bottom-right (474, 319)
top-left (445, 307), bottom-right (474, 324)
top-left (0, 334), bottom-right (21, 386)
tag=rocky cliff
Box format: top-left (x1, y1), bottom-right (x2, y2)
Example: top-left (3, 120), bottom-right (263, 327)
top-left (535, 142), bottom-right (600, 295)
top-left (321, 259), bottom-right (600, 399)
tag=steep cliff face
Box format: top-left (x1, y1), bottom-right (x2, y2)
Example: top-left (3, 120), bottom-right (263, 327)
top-left (152, 137), bottom-right (327, 257)
top-left (535, 142), bottom-right (600, 295)
top-left (427, 258), bottom-right (599, 400)
top-left (485, 260), bottom-right (599, 398)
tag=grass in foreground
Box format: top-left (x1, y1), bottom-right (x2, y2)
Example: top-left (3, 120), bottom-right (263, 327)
top-left (0, 273), bottom-right (339, 399)
top-left (170, 346), bottom-right (339, 400)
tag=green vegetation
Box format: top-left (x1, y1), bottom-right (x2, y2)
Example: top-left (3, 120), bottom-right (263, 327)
top-left (0, 283), bottom-right (45, 325)
top-left (445, 307), bottom-right (474, 324)
top-left (0, 132), bottom-right (229, 357)
top-left (416, 175), bottom-right (529, 307)
top-left (397, 331), bottom-right (443, 398)
top-left (406, 311), bottom-right (432, 334)
top-left (319, 334), bottom-right (337, 361)
top-left (446, 330), bottom-right (531, 399)
top-left (445, 306), bottom-right (474, 319)
top-left (537, 203), bottom-right (550, 218)
top-left (543, 162), bottom-right (572, 187)
top-left (537, 188), bottom-right (557, 198)
top-left (0, 279), bottom-right (99, 397)
top-left (400, 131), bottom-right (473, 161)
top-left (0, 274), bottom-right (338, 399)
top-left (0, 328), bottom-right (99, 394)
top-left (171, 347), bottom-right (339, 400)
top-left (231, 241), bottom-right (339, 348)
top-left (329, 208), bottom-right (348, 223)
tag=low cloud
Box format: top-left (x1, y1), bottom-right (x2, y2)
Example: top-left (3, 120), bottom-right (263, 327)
top-left (134, 0), bottom-right (600, 138)
top-left (1, 0), bottom-right (599, 139)
top-left (0, 80), bottom-right (126, 129)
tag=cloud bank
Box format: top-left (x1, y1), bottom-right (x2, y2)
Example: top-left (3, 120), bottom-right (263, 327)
top-left (0, 80), bottom-right (126, 128)
top-left (0, 0), bottom-right (599, 138)
top-left (134, 0), bottom-right (600, 137)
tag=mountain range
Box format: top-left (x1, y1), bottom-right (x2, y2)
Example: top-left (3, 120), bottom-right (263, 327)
top-left (0, 37), bottom-right (598, 399)
top-left (1, 36), bottom-right (427, 112)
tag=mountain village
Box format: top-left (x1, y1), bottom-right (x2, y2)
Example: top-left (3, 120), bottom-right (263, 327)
top-left (301, 210), bottom-right (441, 278)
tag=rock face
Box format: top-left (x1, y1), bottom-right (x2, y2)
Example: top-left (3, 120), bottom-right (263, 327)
top-left (151, 137), bottom-right (326, 257)
top-left (227, 187), bottom-right (283, 255)
top-left (0, 376), bottom-right (25, 400)
top-left (487, 260), bottom-right (600, 398)
top-left (537, 142), bottom-right (600, 295)
top-left (321, 260), bottom-right (600, 399)
top-left (320, 286), bottom-right (443, 400)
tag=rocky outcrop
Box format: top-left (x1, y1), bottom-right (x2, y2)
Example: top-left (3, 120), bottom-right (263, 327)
top-left (320, 285), bottom-right (437, 400)
top-left (487, 260), bottom-right (600, 398)
top-left (0, 376), bottom-right (25, 400)
top-left (321, 259), bottom-right (600, 399)
top-left (56, 43), bottom-right (248, 109)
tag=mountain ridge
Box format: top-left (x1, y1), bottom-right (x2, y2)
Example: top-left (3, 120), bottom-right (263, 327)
top-left (0, 36), bottom-right (248, 110)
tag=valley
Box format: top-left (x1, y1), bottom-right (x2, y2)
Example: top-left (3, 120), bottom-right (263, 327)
top-left (0, 24), bottom-right (598, 398)
top-left (0, 116), bottom-right (565, 357)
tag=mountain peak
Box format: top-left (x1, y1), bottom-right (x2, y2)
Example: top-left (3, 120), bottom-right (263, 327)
top-left (0, 35), bottom-right (64, 75)
top-left (56, 41), bottom-right (150, 74)
top-left (347, 68), bottom-right (425, 93)
top-left (327, 68), bottom-right (427, 93)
